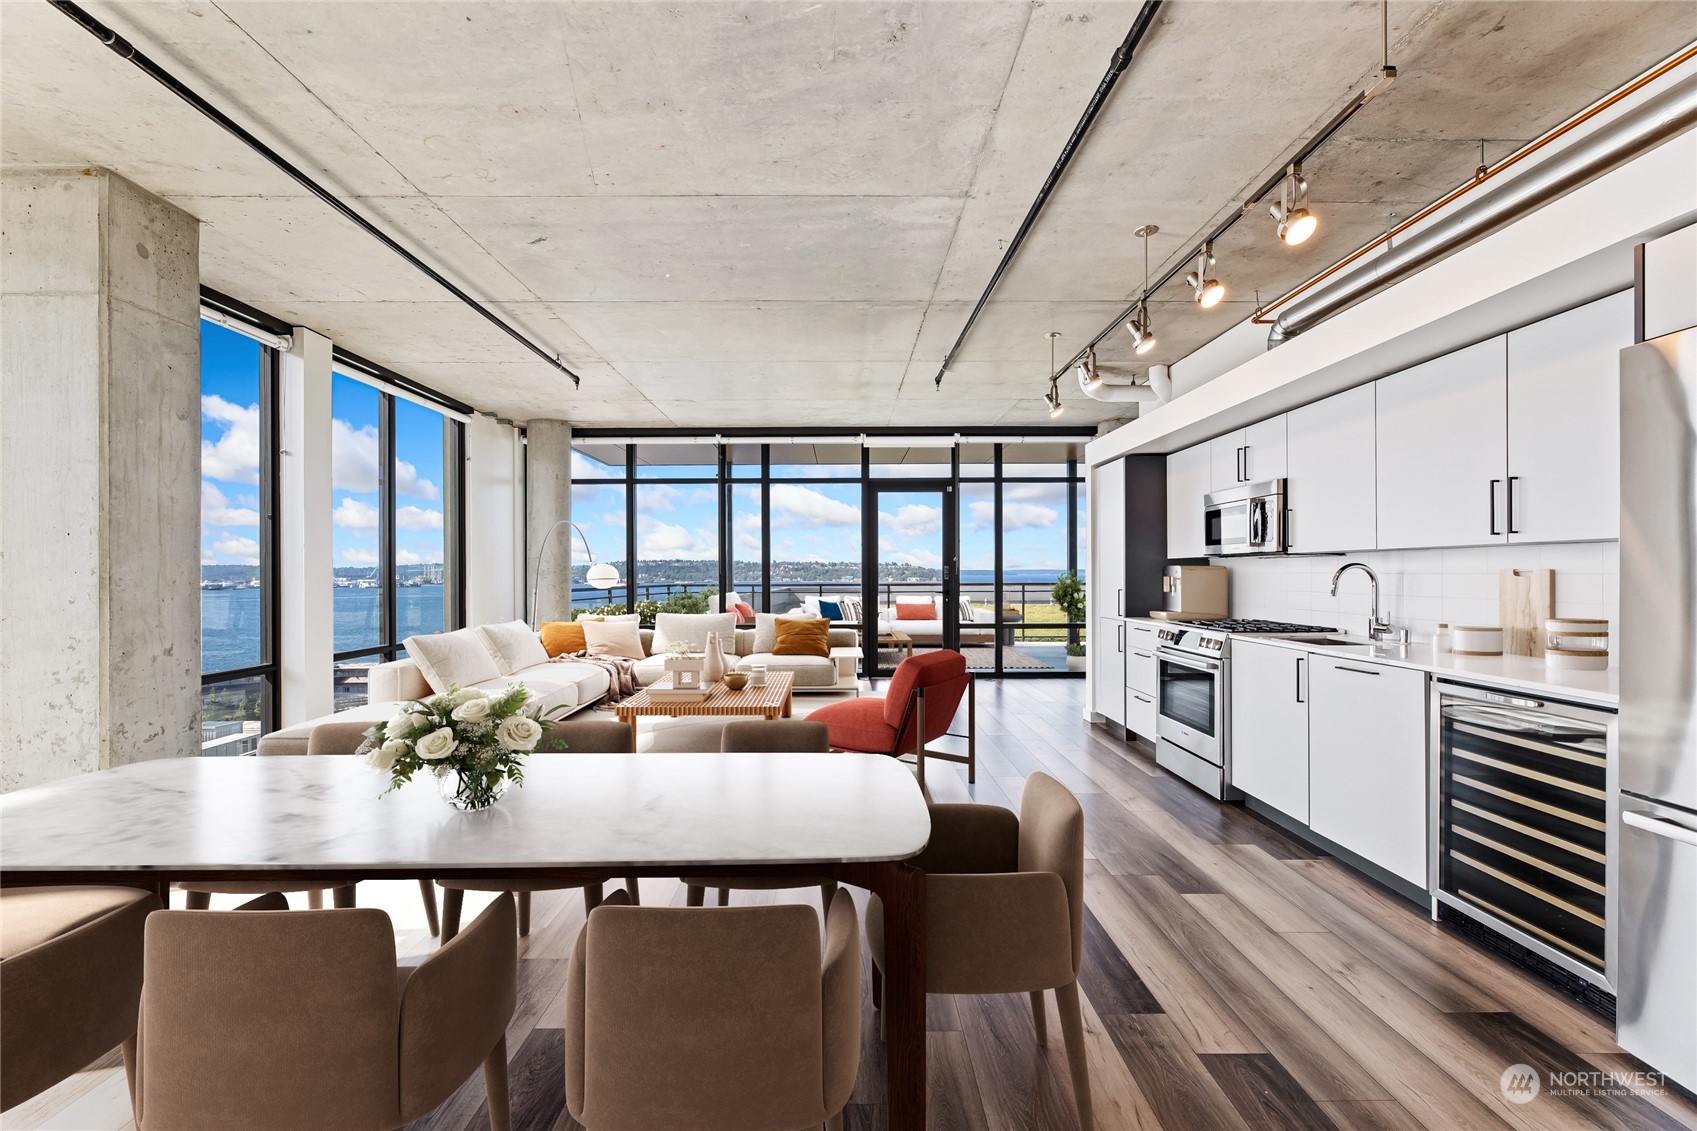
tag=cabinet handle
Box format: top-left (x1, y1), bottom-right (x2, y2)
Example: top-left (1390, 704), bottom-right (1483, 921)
top-left (1296, 656), bottom-right (1305, 703)
top-left (1117, 587), bottom-right (1125, 617)
top-left (1507, 476), bottom-right (1520, 534)
top-left (1117, 624), bottom-right (1125, 652)
top-left (1335, 665), bottom-right (1381, 676)
top-left (1488, 478), bottom-right (1502, 536)
top-left (1132, 650), bottom-right (1153, 659)
top-left (1131, 693), bottom-right (1153, 704)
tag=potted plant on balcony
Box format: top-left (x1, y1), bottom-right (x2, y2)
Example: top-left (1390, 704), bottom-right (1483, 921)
top-left (1052, 572), bottom-right (1087, 671)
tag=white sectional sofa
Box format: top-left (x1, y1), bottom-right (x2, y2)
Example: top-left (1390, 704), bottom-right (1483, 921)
top-left (256, 615), bottom-right (858, 755)
top-left (876, 595), bottom-right (996, 645)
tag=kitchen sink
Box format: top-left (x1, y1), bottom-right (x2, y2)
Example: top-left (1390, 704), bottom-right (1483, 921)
top-left (1293, 636), bottom-right (1379, 649)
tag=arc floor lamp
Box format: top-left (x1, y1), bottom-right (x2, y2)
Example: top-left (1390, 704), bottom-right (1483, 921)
top-left (531, 520), bottom-right (620, 628)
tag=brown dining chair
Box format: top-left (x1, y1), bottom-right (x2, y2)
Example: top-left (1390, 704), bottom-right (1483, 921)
top-left (866, 772), bottom-right (1092, 1128)
top-left (684, 719), bottom-right (839, 910)
top-left (438, 716), bottom-right (644, 939)
top-left (1, 885), bottom-right (159, 1113)
top-left (565, 887), bottom-right (861, 1131)
top-left (132, 893), bottom-right (518, 1130)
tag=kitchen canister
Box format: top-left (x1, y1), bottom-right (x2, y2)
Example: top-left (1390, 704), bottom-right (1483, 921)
top-left (1545, 618), bottom-right (1610, 670)
top-left (1451, 625), bottom-right (1503, 655)
top-left (1433, 623), bottom-right (1452, 654)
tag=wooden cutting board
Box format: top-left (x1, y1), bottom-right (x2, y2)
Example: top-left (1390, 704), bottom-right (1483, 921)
top-left (1499, 568), bottom-right (1555, 656)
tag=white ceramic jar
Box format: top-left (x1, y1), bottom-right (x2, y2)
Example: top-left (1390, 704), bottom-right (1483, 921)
top-left (1451, 625), bottom-right (1503, 655)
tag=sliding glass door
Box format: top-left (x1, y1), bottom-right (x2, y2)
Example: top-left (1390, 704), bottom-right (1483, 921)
top-left (865, 483), bottom-right (958, 678)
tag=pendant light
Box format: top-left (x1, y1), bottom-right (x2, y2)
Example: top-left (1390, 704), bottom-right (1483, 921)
top-left (1043, 331), bottom-right (1064, 417)
top-left (1185, 242), bottom-right (1225, 308)
top-left (1125, 224), bottom-right (1159, 354)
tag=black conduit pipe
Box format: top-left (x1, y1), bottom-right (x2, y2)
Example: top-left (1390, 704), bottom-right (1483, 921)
top-left (48, 0), bottom-right (584, 388)
top-left (933, 0), bottom-right (1163, 389)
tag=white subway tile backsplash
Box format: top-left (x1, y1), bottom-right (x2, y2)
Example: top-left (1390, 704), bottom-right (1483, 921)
top-left (1215, 540), bottom-right (1619, 657)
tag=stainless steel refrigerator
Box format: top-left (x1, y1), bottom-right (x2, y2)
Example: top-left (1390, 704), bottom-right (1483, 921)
top-left (1618, 327), bottom-right (1697, 1092)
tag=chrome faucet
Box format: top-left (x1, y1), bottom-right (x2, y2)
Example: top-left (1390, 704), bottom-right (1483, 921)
top-left (1329, 562), bottom-right (1406, 643)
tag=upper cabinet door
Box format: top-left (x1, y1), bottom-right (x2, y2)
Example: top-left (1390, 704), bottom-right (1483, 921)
top-left (1167, 442), bottom-right (1211, 559)
top-left (1243, 415), bottom-right (1288, 483)
top-left (1286, 384), bottom-right (1376, 553)
top-left (1093, 458), bottom-right (1127, 617)
top-left (1210, 429), bottom-right (1247, 491)
top-left (1376, 338), bottom-right (1508, 549)
top-left (1507, 292), bottom-right (1633, 544)
top-left (1644, 223), bottom-right (1697, 339)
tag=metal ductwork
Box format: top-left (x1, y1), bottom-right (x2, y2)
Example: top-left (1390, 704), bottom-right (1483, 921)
top-left (1075, 350), bottom-right (1168, 404)
top-left (1268, 72), bottom-right (1697, 346)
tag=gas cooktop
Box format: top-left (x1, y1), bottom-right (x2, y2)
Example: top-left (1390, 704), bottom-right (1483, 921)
top-left (1168, 619), bottom-right (1338, 634)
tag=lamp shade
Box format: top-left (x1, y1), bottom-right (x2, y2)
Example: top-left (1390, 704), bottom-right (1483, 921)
top-left (585, 562), bottom-right (621, 589)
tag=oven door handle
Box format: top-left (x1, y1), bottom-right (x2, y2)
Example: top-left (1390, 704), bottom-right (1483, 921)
top-left (1156, 648), bottom-right (1221, 674)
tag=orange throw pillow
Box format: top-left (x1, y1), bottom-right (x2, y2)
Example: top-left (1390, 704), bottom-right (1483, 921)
top-left (772, 617), bottom-right (830, 657)
top-left (895, 601), bottom-right (935, 621)
top-left (540, 621), bottom-right (587, 657)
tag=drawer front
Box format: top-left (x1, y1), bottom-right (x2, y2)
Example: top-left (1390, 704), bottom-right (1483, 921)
top-left (1126, 687), bottom-right (1158, 742)
top-left (1126, 641), bottom-right (1158, 696)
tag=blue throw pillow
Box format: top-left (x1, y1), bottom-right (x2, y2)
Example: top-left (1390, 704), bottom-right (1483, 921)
top-left (818, 599), bottom-right (843, 620)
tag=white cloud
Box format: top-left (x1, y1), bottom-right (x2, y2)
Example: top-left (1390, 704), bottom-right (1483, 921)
top-left (341, 547), bottom-right (378, 565)
top-left (211, 534), bottom-right (260, 565)
top-left (734, 512), bottom-right (762, 555)
top-left (334, 497), bottom-right (380, 529)
top-left (202, 395), bottom-right (260, 485)
top-left (1003, 482), bottom-right (1067, 504)
top-left (890, 548), bottom-right (942, 569)
top-left (771, 484), bottom-right (858, 527)
top-left (571, 450), bottom-right (616, 479)
top-left (201, 547), bottom-right (215, 565)
top-left (638, 483), bottom-right (711, 511)
top-left (1002, 502), bottom-right (1058, 531)
top-left (331, 417), bottom-right (437, 500)
top-left (396, 549), bottom-right (424, 566)
top-left (637, 516), bottom-right (714, 559)
top-left (201, 482), bottom-right (260, 526)
top-left (885, 504), bottom-right (940, 540)
top-left (396, 505), bottom-right (442, 531)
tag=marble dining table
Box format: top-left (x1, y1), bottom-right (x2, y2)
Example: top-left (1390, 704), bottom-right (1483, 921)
top-left (0, 752), bottom-right (936, 1129)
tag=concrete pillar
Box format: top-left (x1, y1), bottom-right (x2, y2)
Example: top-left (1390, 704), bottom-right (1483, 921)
top-left (1, 168), bottom-right (201, 790)
top-left (278, 328), bottom-right (334, 725)
top-left (525, 420), bottom-right (572, 624)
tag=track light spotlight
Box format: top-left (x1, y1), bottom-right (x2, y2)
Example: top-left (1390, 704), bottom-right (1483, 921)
top-left (1043, 330), bottom-right (1064, 417)
top-left (1129, 224), bottom-right (1159, 354)
top-left (1076, 348), bottom-right (1102, 394)
top-left (1270, 164), bottom-right (1318, 245)
top-left (1185, 243), bottom-right (1225, 308)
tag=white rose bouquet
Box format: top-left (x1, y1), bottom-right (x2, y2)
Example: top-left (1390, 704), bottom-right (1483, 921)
top-left (358, 684), bottom-right (568, 810)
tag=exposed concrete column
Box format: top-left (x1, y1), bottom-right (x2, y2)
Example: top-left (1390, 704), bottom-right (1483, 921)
top-left (525, 420), bottom-right (572, 624)
top-left (1, 168), bottom-right (201, 790)
top-left (278, 328), bottom-right (334, 725)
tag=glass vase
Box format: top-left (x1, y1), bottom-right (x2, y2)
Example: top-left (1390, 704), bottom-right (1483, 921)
top-left (437, 766), bottom-right (511, 811)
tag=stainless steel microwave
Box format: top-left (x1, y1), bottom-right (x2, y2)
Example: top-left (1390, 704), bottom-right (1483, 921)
top-left (1204, 479), bottom-right (1287, 556)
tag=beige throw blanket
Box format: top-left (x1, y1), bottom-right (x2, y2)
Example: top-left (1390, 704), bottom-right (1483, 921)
top-left (553, 652), bottom-right (640, 707)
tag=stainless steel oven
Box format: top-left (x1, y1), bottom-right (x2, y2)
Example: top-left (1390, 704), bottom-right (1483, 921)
top-left (1155, 645), bottom-right (1229, 798)
top-left (1204, 479), bottom-right (1287, 556)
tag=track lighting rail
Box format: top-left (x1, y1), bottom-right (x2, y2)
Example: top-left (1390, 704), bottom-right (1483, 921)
top-left (935, 0), bottom-right (1163, 390)
top-left (48, 0), bottom-right (584, 389)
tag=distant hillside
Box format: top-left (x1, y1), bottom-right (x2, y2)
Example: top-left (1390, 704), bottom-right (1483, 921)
top-left (572, 560), bottom-right (941, 584)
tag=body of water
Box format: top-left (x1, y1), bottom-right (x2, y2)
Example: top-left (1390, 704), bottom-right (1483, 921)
top-left (202, 584), bottom-right (446, 674)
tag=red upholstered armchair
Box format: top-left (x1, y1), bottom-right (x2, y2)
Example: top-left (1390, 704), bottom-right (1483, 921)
top-left (811, 650), bottom-right (975, 784)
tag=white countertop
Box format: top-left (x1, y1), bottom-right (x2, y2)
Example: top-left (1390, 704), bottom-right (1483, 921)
top-left (1242, 636), bottom-right (1618, 708)
top-left (0, 753), bottom-right (933, 876)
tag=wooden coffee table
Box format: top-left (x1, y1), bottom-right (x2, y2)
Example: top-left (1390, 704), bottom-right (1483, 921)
top-left (878, 629), bottom-right (914, 659)
top-left (615, 672), bottom-right (794, 747)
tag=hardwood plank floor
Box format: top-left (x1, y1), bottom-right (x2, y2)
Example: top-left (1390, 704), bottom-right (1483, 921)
top-left (6, 678), bottom-right (1694, 1131)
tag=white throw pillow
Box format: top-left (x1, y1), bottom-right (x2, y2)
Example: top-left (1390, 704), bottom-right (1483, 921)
top-left (579, 612), bottom-right (641, 624)
top-left (800, 596), bottom-right (822, 616)
top-left (474, 620), bottom-right (550, 676)
top-left (404, 628), bottom-right (502, 695)
top-left (581, 618), bottom-right (646, 660)
top-left (652, 611), bottom-right (737, 654)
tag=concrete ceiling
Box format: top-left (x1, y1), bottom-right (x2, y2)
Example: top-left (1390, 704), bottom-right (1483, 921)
top-left (3, 1), bottom-right (1691, 428)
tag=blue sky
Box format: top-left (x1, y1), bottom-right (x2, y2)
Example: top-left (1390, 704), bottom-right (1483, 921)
top-left (570, 450), bottom-right (1079, 572)
top-left (199, 320), bottom-right (446, 569)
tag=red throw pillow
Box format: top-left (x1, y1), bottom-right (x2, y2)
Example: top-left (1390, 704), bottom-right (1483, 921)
top-left (895, 601), bottom-right (935, 621)
top-left (733, 601), bottom-right (756, 622)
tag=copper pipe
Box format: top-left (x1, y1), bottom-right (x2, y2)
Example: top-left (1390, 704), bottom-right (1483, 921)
top-left (1252, 43), bottom-right (1697, 325)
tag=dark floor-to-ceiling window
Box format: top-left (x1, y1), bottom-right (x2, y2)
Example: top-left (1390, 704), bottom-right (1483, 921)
top-left (330, 361), bottom-right (465, 709)
top-left (200, 317), bottom-right (281, 752)
top-left (566, 431), bottom-right (1088, 676)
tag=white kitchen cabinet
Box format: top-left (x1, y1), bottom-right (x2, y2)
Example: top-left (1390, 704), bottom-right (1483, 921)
top-left (1124, 620), bottom-right (1158, 741)
top-left (1644, 222), bottom-right (1697, 338)
top-left (1166, 442), bottom-right (1211, 559)
top-left (1211, 429), bottom-right (1246, 491)
top-left (1285, 383), bottom-right (1377, 553)
top-left (1093, 458), bottom-right (1126, 617)
top-left (1506, 292), bottom-right (1633, 543)
top-left (1094, 618), bottom-right (1126, 727)
top-left (1229, 640), bottom-right (1310, 822)
top-left (1242, 415), bottom-right (1288, 483)
top-left (1375, 338), bottom-right (1508, 550)
top-left (1308, 656), bottom-right (1428, 886)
